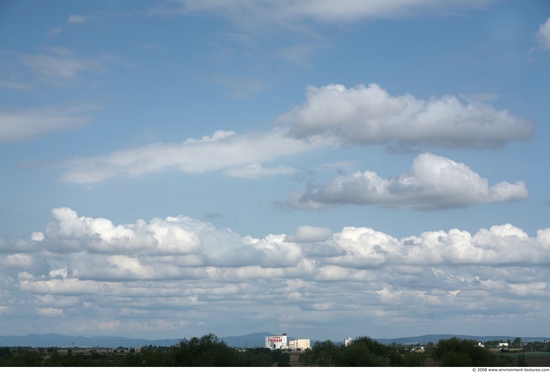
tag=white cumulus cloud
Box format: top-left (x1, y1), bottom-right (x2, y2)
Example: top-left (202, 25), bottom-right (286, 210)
top-left (2, 208), bottom-right (550, 338)
top-left (277, 84), bottom-right (533, 149)
top-left (287, 153), bottom-right (528, 210)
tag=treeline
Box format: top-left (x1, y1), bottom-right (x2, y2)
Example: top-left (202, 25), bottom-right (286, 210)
top-left (0, 334), bottom-right (290, 367)
top-left (300, 337), bottom-right (515, 367)
top-left (0, 333), bottom-right (533, 367)
top-left (522, 341), bottom-right (550, 353)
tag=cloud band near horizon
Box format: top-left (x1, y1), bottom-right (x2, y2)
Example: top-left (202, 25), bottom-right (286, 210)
top-left (1, 207), bottom-right (549, 337)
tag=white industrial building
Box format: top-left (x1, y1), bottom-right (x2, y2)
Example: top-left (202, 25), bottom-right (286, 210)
top-left (265, 334), bottom-right (288, 349)
top-left (288, 339), bottom-right (311, 350)
top-left (265, 334), bottom-right (311, 350)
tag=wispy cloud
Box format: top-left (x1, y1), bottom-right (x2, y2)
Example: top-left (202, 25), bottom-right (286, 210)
top-left (61, 129), bottom-right (328, 184)
top-left (287, 153), bottom-right (528, 210)
top-left (206, 74), bottom-right (267, 97)
top-left (223, 163), bottom-right (295, 179)
top-left (67, 14), bottom-right (98, 24)
top-left (0, 105), bottom-right (96, 142)
top-left (16, 161), bottom-right (43, 169)
top-left (21, 47), bottom-right (105, 85)
top-left (536, 17), bottom-right (550, 50)
top-left (46, 27), bottom-right (63, 38)
top-left (0, 79), bottom-right (31, 91)
top-left (166, 0), bottom-right (495, 27)
top-left (277, 84), bottom-right (533, 149)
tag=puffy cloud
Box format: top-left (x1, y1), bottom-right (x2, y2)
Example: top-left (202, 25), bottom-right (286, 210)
top-left (276, 84), bottom-right (533, 149)
top-left (537, 17), bottom-right (550, 50)
top-left (31, 232), bottom-right (45, 242)
top-left (326, 227), bottom-right (402, 268)
top-left (0, 105), bottom-right (94, 142)
top-left (401, 224), bottom-right (547, 266)
top-left (3, 208), bottom-right (550, 338)
top-left (61, 129), bottom-right (327, 183)
top-left (25, 208), bottom-right (550, 272)
top-left (288, 153), bottom-right (528, 210)
top-left (43, 208), bottom-right (214, 257)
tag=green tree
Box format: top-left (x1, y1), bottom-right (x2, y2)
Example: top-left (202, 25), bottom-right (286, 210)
top-left (339, 337), bottom-right (394, 366)
top-left (0, 347), bottom-right (12, 366)
top-left (242, 347), bottom-right (278, 366)
top-left (425, 341), bottom-right (436, 356)
top-left (301, 340), bottom-right (338, 366)
top-left (270, 349), bottom-right (290, 366)
top-left (301, 337), bottom-right (406, 367)
top-left (440, 350), bottom-right (472, 366)
top-left (10, 349), bottom-right (44, 367)
top-left (516, 353), bottom-right (528, 367)
top-left (403, 350), bottom-right (426, 367)
top-left (433, 338), bottom-right (512, 367)
top-left (170, 333), bottom-right (241, 367)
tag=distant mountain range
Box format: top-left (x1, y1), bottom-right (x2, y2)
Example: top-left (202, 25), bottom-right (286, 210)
top-left (0, 332), bottom-right (548, 348)
top-left (0, 333), bottom-right (178, 348)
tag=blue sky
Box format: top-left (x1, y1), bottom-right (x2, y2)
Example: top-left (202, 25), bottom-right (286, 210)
top-left (1, 0), bottom-right (550, 341)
